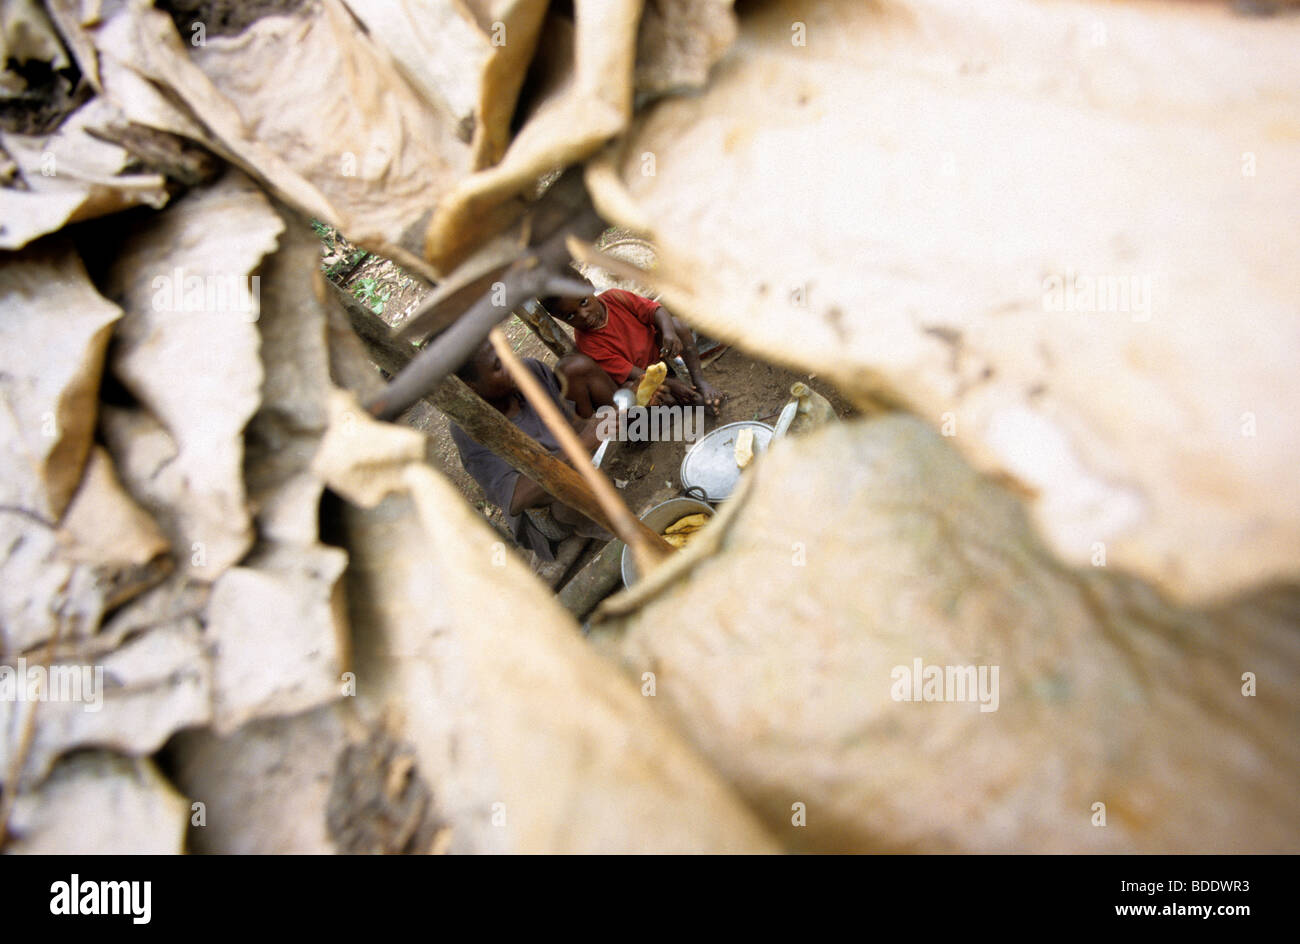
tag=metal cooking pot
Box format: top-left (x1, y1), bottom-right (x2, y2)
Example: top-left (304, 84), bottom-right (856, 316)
top-left (621, 496), bottom-right (715, 588)
top-left (678, 420), bottom-right (774, 503)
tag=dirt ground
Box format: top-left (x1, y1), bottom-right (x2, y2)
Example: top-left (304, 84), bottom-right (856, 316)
top-left (595, 348), bottom-right (855, 518)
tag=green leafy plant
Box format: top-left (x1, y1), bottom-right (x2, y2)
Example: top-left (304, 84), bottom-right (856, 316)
top-left (352, 276), bottom-right (390, 315)
top-left (324, 248), bottom-right (367, 280)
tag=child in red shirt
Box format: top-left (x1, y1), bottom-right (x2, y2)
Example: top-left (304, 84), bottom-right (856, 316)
top-left (541, 288), bottom-right (725, 416)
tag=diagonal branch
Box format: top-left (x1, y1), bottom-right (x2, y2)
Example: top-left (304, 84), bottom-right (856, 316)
top-left (365, 206), bottom-right (603, 421)
top-left (487, 327), bottom-right (674, 575)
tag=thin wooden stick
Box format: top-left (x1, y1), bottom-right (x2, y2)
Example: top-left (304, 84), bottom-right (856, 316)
top-left (487, 328), bottom-right (673, 575)
top-left (515, 302), bottom-right (574, 358)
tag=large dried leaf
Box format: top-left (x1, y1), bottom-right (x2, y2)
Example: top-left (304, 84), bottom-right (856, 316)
top-left (205, 542), bottom-right (348, 736)
top-left (4, 752), bottom-right (188, 853)
top-left (103, 169), bottom-right (283, 579)
top-left (0, 443), bottom-right (169, 655)
top-left (424, 0), bottom-right (643, 271)
top-left (0, 245), bottom-right (120, 520)
top-left (591, 0), bottom-right (1300, 603)
top-left (0, 617), bottom-right (210, 787)
top-left (0, 445), bottom-right (168, 653)
top-left (244, 206), bottom-right (335, 546)
top-left (88, 0), bottom-right (471, 275)
top-left (595, 418), bottom-right (1300, 852)
top-left (342, 0), bottom-right (547, 171)
top-left (634, 0), bottom-right (736, 103)
top-left (0, 97), bottom-right (169, 249)
top-left (597, 416), bottom-right (1300, 853)
top-left (312, 389), bottom-right (775, 852)
top-left (168, 705), bottom-right (349, 854)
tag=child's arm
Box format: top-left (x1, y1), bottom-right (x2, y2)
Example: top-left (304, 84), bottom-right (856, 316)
top-left (652, 306), bottom-right (684, 358)
top-left (654, 306), bottom-right (728, 413)
top-left (506, 417), bottom-right (604, 515)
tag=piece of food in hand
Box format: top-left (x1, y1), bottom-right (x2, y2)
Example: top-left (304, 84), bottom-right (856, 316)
top-left (734, 427), bottom-right (755, 468)
top-left (635, 361), bottom-right (668, 406)
top-left (665, 513), bottom-right (710, 534)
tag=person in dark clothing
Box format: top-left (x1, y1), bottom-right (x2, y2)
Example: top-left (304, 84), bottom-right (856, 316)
top-left (449, 340), bottom-right (609, 561)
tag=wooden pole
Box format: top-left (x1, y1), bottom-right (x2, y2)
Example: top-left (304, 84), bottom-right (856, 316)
top-left (516, 301), bottom-right (574, 358)
top-left (488, 327), bottom-right (673, 574)
top-left (558, 538), bottom-right (626, 619)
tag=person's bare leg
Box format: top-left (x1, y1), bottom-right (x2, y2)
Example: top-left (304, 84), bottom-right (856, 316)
top-left (671, 315), bottom-right (726, 414)
top-left (555, 353), bottom-right (617, 418)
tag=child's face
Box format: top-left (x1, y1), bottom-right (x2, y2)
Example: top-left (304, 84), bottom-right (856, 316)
top-left (468, 345), bottom-right (514, 401)
top-left (551, 294), bottom-right (607, 332)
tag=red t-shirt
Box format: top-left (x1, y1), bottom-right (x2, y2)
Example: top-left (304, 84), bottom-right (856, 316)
top-left (574, 289), bottom-right (662, 384)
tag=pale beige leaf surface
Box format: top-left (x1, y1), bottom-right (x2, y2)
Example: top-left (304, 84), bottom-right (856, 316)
top-left (58, 445), bottom-right (170, 576)
top-left (168, 704), bottom-right (352, 854)
top-left (599, 416), bottom-right (1300, 853)
top-left (41, 0), bottom-right (103, 89)
top-left (205, 542), bottom-right (349, 736)
top-left (633, 0), bottom-right (736, 103)
top-left (0, 97), bottom-right (169, 249)
top-left (244, 205), bottom-right (336, 546)
top-left (425, 0), bottom-right (643, 271)
top-left (88, 0), bottom-right (471, 275)
top-left (0, 618), bottom-right (210, 787)
top-left (104, 169), bottom-right (283, 579)
top-left (0, 445), bottom-right (168, 658)
top-left (0, 246), bottom-right (120, 521)
top-left (192, 204), bottom-right (358, 740)
top-left (0, 0), bottom-right (69, 80)
top-left (99, 405), bottom-right (204, 576)
top-left (88, 574), bottom-right (210, 660)
top-left (85, 4), bottom-right (211, 141)
top-left (341, 0), bottom-right (489, 132)
top-left (594, 0), bottom-right (1300, 604)
top-left (341, 0), bottom-right (548, 171)
top-left (0, 509), bottom-right (105, 653)
top-left (459, 0), bottom-right (550, 169)
top-left (5, 752), bottom-right (188, 853)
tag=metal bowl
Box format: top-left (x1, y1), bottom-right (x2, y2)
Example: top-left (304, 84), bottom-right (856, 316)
top-left (679, 421), bottom-right (774, 502)
top-left (621, 497), bottom-right (715, 588)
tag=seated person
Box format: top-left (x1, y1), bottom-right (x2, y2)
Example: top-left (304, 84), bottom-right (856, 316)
top-left (539, 286), bottom-right (726, 416)
top-left (450, 340), bottom-right (608, 561)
